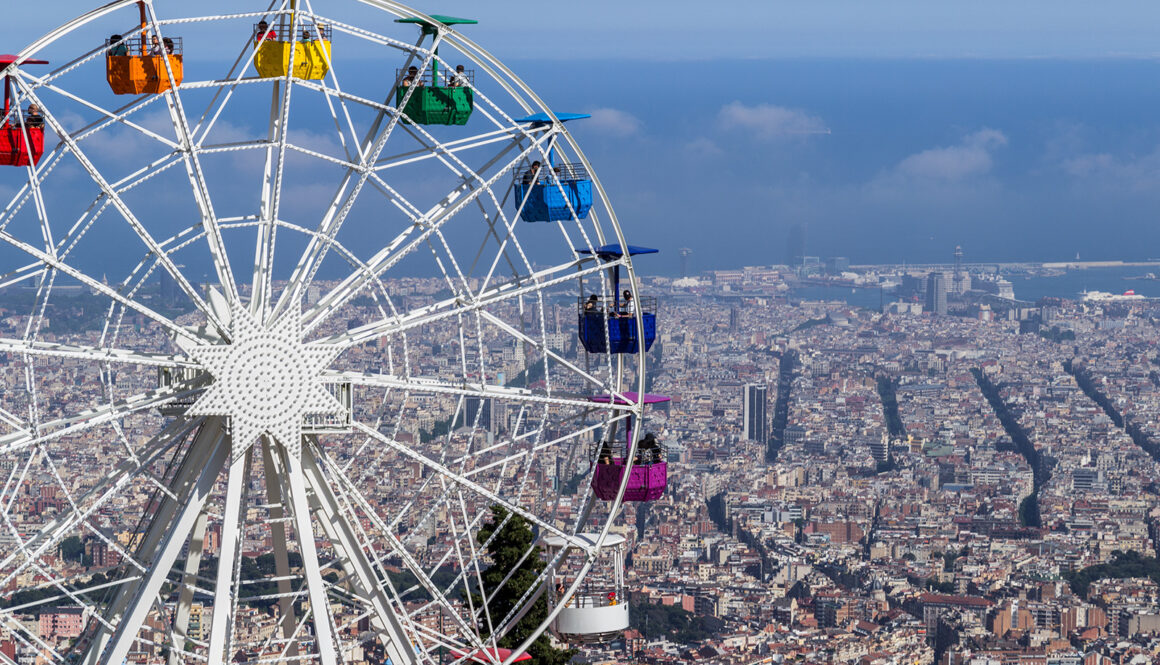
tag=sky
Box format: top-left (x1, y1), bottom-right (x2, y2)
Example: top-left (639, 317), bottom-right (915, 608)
top-left (5, 2), bottom-right (1160, 276)
top-left (6, 2), bottom-right (1160, 61)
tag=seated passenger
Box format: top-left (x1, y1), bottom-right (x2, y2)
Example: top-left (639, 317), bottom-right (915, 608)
top-left (635, 432), bottom-right (661, 464)
top-left (583, 294), bottom-right (599, 312)
top-left (163, 37), bottom-right (174, 55)
top-left (301, 27), bottom-right (313, 42)
top-left (619, 290), bottom-right (635, 318)
top-left (447, 64), bottom-right (468, 87)
top-left (149, 35), bottom-right (163, 56)
top-left (108, 34), bottom-right (129, 56)
top-left (522, 161), bottom-right (541, 186)
top-left (255, 21), bottom-right (277, 42)
top-left (401, 65), bottom-right (422, 87)
top-left (25, 105), bottom-right (44, 129)
top-left (597, 441), bottom-right (613, 465)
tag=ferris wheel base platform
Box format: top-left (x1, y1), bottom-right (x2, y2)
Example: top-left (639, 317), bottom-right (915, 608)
top-left (552, 602), bottom-right (629, 643)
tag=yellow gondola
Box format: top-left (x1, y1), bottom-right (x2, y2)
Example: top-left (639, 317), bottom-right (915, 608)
top-left (253, 3), bottom-right (331, 80)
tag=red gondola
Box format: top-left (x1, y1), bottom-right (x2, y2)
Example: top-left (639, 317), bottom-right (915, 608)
top-left (0, 55), bottom-right (48, 167)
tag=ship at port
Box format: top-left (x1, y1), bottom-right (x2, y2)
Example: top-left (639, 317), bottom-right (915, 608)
top-left (1080, 289), bottom-right (1146, 302)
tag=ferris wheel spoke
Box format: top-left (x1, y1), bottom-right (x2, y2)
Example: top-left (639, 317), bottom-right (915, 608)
top-left (296, 146), bottom-right (532, 334)
top-left (460, 417), bottom-right (622, 481)
top-left (272, 35), bottom-right (444, 318)
top-left (329, 370), bottom-right (629, 413)
top-left (304, 20), bottom-right (364, 164)
top-left (350, 422), bottom-right (592, 554)
top-left (12, 84), bottom-right (229, 336)
top-left (372, 125), bottom-right (543, 173)
top-left (0, 382), bottom-right (203, 457)
top-left (159, 83), bottom-right (239, 303)
top-left (308, 442), bottom-right (490, 657)
top-left (0, 261), bottom-right (46, 290)
top-left (0, 416), bottom-right (198, 592)
top-left (24, 77), bottom-right (180, 150)
top-left (475, 309), bottom-right (621, 393)
top-left (0, 226), bottom-right (202, 345)
top-left (0, 337), bottom-right (196, 368)
top-left (325, 258), bottom-right (598, 357)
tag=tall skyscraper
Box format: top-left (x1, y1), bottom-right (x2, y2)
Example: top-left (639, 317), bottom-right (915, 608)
top-left (743, 384), bottom-right (768, 443)
top-left (159, 268), bottom-right (180, 306)
top-left (953, 245), bottom-right (964, 294)
top-left (678, 248), bottom-right (693, 278)
top-left (925, 271), bottom-right (947, 316)
top-left (729, 307), bottom-right (740, 332)
top-left (456, 396), bottom-right (494, 434)
top-left (786, 225), bottom-right (806, 267)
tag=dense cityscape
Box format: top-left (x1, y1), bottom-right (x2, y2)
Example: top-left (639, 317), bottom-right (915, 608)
top-left (9, 258), bottom-right (1160, 664)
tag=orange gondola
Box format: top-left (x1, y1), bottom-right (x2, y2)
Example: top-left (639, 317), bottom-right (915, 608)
top-left (106, 1), bottom-right (183, 95)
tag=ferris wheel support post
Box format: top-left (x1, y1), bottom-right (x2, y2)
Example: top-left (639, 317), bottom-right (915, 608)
top-left (77, 417), bottom-right (216, 665)
top-left (284, 447), bottom-right (340, 665)
top-left (261, 437), bottom-right (302, 659)
top-left (169, 508), bottom-right (210, 665)
top-left (94, 421), bottom-right (230, 665)
top-left (206, 449), bottom-right (254, 665)
top-left (301, 442), bottom-right (419, 665)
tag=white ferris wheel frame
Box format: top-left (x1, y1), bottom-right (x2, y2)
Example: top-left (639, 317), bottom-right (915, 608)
top-left (0, 1), bottom-right (656, 664)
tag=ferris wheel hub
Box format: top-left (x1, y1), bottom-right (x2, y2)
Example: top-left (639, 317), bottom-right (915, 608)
top-left (188, 301), bottom-right (344, 459)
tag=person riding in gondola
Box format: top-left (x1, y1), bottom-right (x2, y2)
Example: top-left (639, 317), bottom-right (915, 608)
top-left (635, 432), bottom-right (660, 465)
top-left (597, 440), bottom-right (613, 465)
top-left (618, 290), bottom-right (635, 318)
top-left (447, 64), bottom-right (468, 87)
top-left (401, 65), bottom-right (422, 87)
top-left (108, 34), bottom-right (129, 56)
top-left (522, 160), bottom-right (541, 186)
top-left (255, 20), bottom-right (277, 42)
top-left (23, 105), bottom-right (44, 129)
top-left (584, 294), bottom-right (599, 313)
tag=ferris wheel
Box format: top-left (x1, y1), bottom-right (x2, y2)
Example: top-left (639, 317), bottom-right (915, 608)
top-left (0, 1), bottom-right (667, 664)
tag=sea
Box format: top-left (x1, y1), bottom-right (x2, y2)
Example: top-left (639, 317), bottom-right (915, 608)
top-left (790, 265), bottom-right (1158, 310)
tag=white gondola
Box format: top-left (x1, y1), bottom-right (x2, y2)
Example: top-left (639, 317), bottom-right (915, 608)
top-left (545, 533), bottom-right (629, 643)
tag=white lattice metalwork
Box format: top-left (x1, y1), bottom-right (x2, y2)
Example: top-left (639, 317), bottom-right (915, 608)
top-left (0, 2), bottom-right (653, 664)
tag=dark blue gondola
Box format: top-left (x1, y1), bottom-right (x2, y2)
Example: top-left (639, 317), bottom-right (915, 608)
top-left (513, 112), bottom-right (593, 222)
top-left (578, 244), bottom-right (658, 354)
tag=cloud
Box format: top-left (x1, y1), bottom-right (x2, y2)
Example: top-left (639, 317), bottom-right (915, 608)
top-left (718, 102), bottom-right (828, 140)
top-left (684, 137), bottom-right (723, 157)
top-left (584, 108), bottom-right (642, 137)
top-left (1055, 147), bottom-right (1160, 192)
top-left (894, 128), bottom-right (1007, 181)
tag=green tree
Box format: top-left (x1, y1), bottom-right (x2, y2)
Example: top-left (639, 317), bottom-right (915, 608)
top-left (60, 536), bottom-right (85, 563)
top-left (475, 506), bottom-right (574, 665)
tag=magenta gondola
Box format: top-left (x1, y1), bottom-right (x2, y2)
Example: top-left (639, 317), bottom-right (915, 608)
top-left (589, 393), bottom-right (670, 502)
